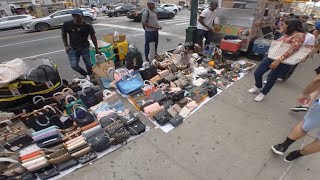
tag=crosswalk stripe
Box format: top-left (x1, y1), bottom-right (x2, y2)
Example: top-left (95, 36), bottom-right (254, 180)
top-left (175, 22), bottom-right (189, 26)
top-left (163, 20), bottom-right (189, 24)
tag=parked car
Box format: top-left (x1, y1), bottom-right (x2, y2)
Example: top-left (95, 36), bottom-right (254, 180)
top-left (21, 9), bottom-right (96, 32)
top-left (177, 5), bottom-right (183, 11)
top-left (107, 4), bottom-right (136, 17)
top-left (80, 8), bottom-right (98, 19)
top-left (127, 7), bottom-right (175, 22)
top-left (159, 3), bottom-right (179, 15)
top-left (0, 15), bottom-right (35, 30)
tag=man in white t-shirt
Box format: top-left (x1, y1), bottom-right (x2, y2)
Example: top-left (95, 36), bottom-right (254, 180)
top-left (197, 2), bottom-right (218, 47)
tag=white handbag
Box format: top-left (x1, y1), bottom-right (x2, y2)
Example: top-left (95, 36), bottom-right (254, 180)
top-left (268, 41), bottom-right (312, 65)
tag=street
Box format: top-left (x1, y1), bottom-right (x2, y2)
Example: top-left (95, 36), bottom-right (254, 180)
top-left (1, 9), bottom-right (320, 180)
top-left (0, 10), bottom-right (190, 79)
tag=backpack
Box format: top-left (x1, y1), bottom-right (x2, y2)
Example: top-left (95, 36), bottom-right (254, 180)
top-left (126, 44), bottom-right (143, 70)
top-left (142, 9), bottom-right (150, 30)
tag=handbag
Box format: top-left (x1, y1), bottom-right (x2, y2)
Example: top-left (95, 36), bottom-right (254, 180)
top-left (99, 113), bottom-right (118, 128)
top-left (149, 75), bottom-right (161, 84)
top-left (104, 120), bottom-right (130, 145)
top-left (186, 99), bottom-right (198, 111)
top-left (37, 137), bottom-right (63, 149)
top-left (45, 148), bottom-right (71, 165)
top-left (162, 100), bottom-right (174, 109)
top-left (169, 115), bottom-right (183, 127)
top-left (115, 69), bottom-right (144, 95)
top-left (3, 133), bottom-right (33, 152)
top-left (208, 85), bottom-right (218, 98)
top-left (22, 157), bottom-right (49, 172)
top-left (118, 111), bottom-right (138, 126)
top-left (143, 102), bottom-right (164, 117)
top-left (90, 102), bottom-right (110, 116)
top-left (56, 158), bottom-right (78, 171)
top-left (65, 95), bottom-right (86, 116)
top-left (149, 90), bottom-right (166, 103)
top-left (127, 119), bottom-right (146, 135)
top-left (9, 172), bottom-right (37, 180)
top-left (110, 100), bottom-right (125, 112)
top-left (170, 90), bottom-right (185, 102)
top-left (268, 40), bottom-right (312, 65)
top-left (36, 166), bottom-right (59, 180)
top-left (102, 90), bottom-right (118, 104)
top-left (80, 121), bottom-right (99, 131)
top-left (179, 107), bottom-right (191, 118)
top-left (164, 73), bottom-right (178, 82)
top-left (177, 97), bottom-right (188, 107)
top-left (153, 110), bottom-right (171, 126)
top-left (139, 66), bottom-right (158, 80)
top-left (92, 58), bottom-right (115, 78)
top-left (0, 157), bottom-right (26, 177)
top-left (77, 85), bottom-right (100, 108)
top-left (77, 151), bottom-right (97, 164)
top-left (82, 125), bottom-right (103, 138)
top-left (72, 105), bottom-right (95, 127)
top-left (141, 80), bottom-right (157, 97)
top-left (87, 131), bottom-right (111, 152)
top-left (158, 69), bottom-right (170, 78)
top-left (32, 96), bottom-right (55, 109)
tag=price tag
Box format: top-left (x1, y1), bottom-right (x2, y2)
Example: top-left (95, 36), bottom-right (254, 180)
top-left (10, 88), bottom-right (20, 96)
top-left (45, 81), bottom-right (54, 88)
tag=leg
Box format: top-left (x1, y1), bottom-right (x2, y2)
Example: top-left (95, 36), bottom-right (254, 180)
top-left (68, 48), bottom-right (87, 76)
top-left (288, 120), bottom-right (308, 140)
top-left (154, 31), bottom-right (159, 55)
top-left (204, 30), bottom-right (213, 46)
top-left (261, 63), bottom-right (291, 95)
top-left (300, 139), bottom-right (320, 155)
top-left (197, 29), bottom-right (205, 48)
top-left (307, 90), bottom-right (320, 107)
top-left (80, 47), bottom-right (93, 75)
top-left (254, 57), bottom-right (273, 88)
top-left (144, 31), bottom-right (151, 61)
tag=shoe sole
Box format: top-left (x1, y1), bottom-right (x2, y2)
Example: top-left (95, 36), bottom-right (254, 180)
top-left (283, 157), bottom-right (293, 163)
top-left (290, 108), bottom-right (308, 112)
top-left (271, 146), bottom-right (285, 155)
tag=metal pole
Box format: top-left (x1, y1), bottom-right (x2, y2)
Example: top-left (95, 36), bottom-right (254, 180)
top-left (185, 0), bottom-right (199, 45)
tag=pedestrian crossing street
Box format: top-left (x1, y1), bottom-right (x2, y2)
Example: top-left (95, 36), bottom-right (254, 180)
top-left (96, 15), bottom-right (190, 26)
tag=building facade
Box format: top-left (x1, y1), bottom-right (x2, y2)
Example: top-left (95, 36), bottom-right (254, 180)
top-left (0, 1), bottom-right (13, 16)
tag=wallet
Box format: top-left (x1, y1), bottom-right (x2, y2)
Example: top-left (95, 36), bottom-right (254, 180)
top-left (169, 115), bottom-right (183, 127)
top-left (56, 159), bottom-right (79, 171)
top-left (78, 151), bottom-right (97, 164)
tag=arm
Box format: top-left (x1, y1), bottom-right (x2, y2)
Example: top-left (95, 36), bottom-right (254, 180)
top-left (278, 33), bottom-right (305, 61)
top-left (297, 75), bottom-right (320, 104)
top-left (61, 32), bottom-right (68, 47)
top-left (88, 25), bottom-right (100, 54)
top-left (198, 16), bottom-right (211, 31)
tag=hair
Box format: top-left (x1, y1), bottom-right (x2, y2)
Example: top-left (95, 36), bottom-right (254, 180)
top-left (284, 19), bottom-right (304, 35)
top-left (302, 23), bottom-right (309, 33)
top-left (210, 1), bottom-right (218, 6)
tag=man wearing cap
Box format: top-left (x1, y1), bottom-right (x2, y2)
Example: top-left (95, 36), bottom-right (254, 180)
top-left (61, 9), bottom-right (101, 76)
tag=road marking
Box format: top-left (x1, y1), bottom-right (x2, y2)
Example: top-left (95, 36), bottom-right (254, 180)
top-left (175, 22), bottom-right (189, 26)
top-left (0, 36), bottom-right (60, 48)
top-left (163, 20), bottom-right (188, 25)
top-left (94, 23), bottom-right (185, 39)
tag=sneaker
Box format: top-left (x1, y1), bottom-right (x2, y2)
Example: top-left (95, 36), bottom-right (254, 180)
top-left (284, 150), bottom-right (302, 162)
top-left (263, 80), bottom-right (267, 84)
top-left (254, 93), bottom-right (265, 102)
top-left (277, 78), bottom-right (284, 82)
top-left (290, 105), bottom-right (309, 112)
top-left (271, 144), bottom-right (287, 155)
top-left (248, 86), bottom-right (261, 94)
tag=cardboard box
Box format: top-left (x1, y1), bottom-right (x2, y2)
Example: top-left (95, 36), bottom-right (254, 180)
top-left (103, 34), bottom-right (126, 44)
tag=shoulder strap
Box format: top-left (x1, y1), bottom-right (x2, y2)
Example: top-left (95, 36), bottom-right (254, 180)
top-left (146, 9), bottom-right (150, 23)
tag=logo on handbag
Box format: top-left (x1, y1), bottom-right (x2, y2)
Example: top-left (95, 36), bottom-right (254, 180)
top-left (10, 88), bottom-right (21, 96)
top-left (45, 81), bottom-right (54, 88)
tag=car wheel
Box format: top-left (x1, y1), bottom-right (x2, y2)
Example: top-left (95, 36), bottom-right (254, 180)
top-left (84, 17), bottom-right (92, 24)
top-left (35, 23), bottom-right (50, 31)
top-left (168, 13), bottom-right (174, 19)
top-left (116, 12), bottom-right (121, 17)
top-left (173, 9), bottom-right (178, 15)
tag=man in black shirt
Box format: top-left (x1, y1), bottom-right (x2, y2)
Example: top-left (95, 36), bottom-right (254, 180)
top-left (61, 9), bottom-right (100, 76)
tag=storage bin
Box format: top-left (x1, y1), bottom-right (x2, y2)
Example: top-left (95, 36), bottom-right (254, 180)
top-left (220, 39), bottom-right (241, 53)
top-left (252, 38), bottom-right (271, 55)
top-left (113, 41), bottom-right (129, 61)
top-left (90, 44), bottom-right (115, 65)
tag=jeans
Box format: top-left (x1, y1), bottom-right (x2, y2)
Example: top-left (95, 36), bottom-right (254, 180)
top-left (197, 29), bottom-right (213, 46)
top-left (68, 47), bottom-right (92, 76)
top-left (145, 30), bottom-right (159, 61)
top-left (254, 57), bottom-right (291, 95)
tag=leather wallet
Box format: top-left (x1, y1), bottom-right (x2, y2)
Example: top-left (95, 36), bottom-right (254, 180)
top-left (78, 151), bottom-right (97, 164)
top-left (127, 119), bottom-right (146, 135)
top-left (169, 115), bottom-right (183, 127)
top-left (56, 158), bottom-right (79, 171)
top-left (36, 166), bottom-right (59, 180)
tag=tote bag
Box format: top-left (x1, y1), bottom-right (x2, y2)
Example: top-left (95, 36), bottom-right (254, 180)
top-left (268, 41), bottom-right (312, 65)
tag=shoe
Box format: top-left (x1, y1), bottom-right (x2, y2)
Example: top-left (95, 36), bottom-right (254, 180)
top-left (271, 144), bottom-right (287, 155)
top-left (277, 78), bottom-right (284, 82)
top-left (263, 80), bottom-right (267, 84)
top-left (290, 105), bottom-right (309, 112)
top-left (254, 93), bottom-right (265, 102)
top-left (284, 150), bottom-right (302, 162)
top-left (248, 86), bottom-right (261, 94)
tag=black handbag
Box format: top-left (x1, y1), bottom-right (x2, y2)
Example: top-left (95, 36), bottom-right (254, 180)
top-left (3, 133), bottom-right (33, 152)
top-left (163, 100), bottom-right (174, 109)
top-left (139, 66), bottom-right (158, 80)
top-left (73, 107), bottom-right (95, 127)
top-left (127, 119), bottom-right (146, 135)
top-left (56, 159), bottom-right (78, 171)
top-left (87, 131), bottom-right (111, 152)
top-left (118, 112), bottom-right (138, 126)
top-left (99, 113), bottom-right (118, 128)
top-left (208, 85), bottom-right (218, 98)
top-left (169, 115), bottom-right (183, 127)
top-left (154, 110), bottom-right (171, 126)
top-left (36, 166), bottom-right (60, 180)
top-left (78, 86), bottom-right (100, 108)
top-left (37, 137), bottom-right (63, 149)
top-left (32, 96), bottom-right (56, 109)
top-left (171, 90), bottom-right (185, 102)
top-left (78, 151), bottom-right (97, 164)
top-left (150, 90), bottom-right (166, 103)
top-left (8, 172), bottom-right (37, 180)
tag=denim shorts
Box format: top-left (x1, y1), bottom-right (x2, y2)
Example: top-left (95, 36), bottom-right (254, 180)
top-left (303, 99), bottom-right (320, 138)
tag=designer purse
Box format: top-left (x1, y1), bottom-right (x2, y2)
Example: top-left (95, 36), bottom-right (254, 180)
top-left (154, 110), bottom-right (171, 126)
top-left (77, 85), bottom-right (99, 108)
top-left (169, 115), bottom-right (183, 127)
top-left (65, 95), bottom-right (86, 116)
top-left (3, 133), bottom-right (33, 152)
top-left (104, 120), bottom-right (130, 145)
top-left (87, 131), bottom-right (111, 152)
top-left (139, 66), bottom-right (158, 80)
top-left (118, 111), bottom-right (138, 126)
top-left (72, 105), bottom-right (95, 127)
top-left (115, 69), bottom-right (144, 95)
top-left (141, 80), bottom-right (157, 97)
top-left (127, 119), bottom-right (146, 135)
top-left (149, 90), bottom-right (166, 103)
top-left (99, 113), bottom-right (118, 128)
top-left (45, 148), bottom-right (71, 165)
top-left (143, 102), bottom-right (164, 117)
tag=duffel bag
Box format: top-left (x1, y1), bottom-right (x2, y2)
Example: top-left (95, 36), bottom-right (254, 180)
top-left (0, 81), bottom-right (28, 97)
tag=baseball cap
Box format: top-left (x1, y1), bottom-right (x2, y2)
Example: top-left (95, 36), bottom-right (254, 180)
top-left (315, 21), bottom-right (320, 30)
top-left (71, 9), bottom-right (83, 16)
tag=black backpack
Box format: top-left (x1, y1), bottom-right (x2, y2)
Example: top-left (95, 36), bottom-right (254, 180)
top-left (126, 45), bottom-right (143, 70)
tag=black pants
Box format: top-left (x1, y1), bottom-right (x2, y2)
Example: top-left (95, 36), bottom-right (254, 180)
top-left (197, 29), bottom-right (213, 46)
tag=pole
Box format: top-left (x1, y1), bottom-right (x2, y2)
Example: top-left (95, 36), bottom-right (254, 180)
top-left (185, 0), bottom-right (198, 45)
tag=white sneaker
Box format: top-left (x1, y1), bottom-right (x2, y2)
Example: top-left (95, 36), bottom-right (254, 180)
top-left (263, 80), bottom-right (267, 84)
top-left (254, 93), bottom-right (265, 102)
top-left (248, 86), bottom-right (261, 94)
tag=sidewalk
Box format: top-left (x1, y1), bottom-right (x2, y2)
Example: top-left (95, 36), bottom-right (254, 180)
top-left (62, 58), bottom-right (320, 180)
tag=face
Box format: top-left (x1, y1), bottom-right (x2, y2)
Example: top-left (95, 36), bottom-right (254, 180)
top-left (72, 14), bottom-right (83, 23)
top-left (147, 2), bottom-right (155, 10)
top-left (210, 3), bottom-right (218, 11)
top-left (281, 23), bottom-right (288, 33)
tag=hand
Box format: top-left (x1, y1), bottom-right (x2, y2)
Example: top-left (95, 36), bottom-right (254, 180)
top-left (65, 45), bottom-right (71, 54)
top-left (96, 49), bottom-right (101, 54)
top-left (208, 27), bottom-right (214, 32)
top-left (269, 60), bottom-right (280, 69)
top-left (157, 26), bottom-right (162, 30)
top-left (297, 93), bottom-right (311, 105)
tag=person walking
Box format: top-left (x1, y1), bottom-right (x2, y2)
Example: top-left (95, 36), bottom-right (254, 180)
top-left (272, 74), bottom-right (320, 162)
top-left (249, 19), bottom-right (305, 102)
top-left (141, 1), bottom-right (162, 62)
top-left (61, 9), bottom-right (100, 76)
top-left (197, 2), bottom-right (218, 47)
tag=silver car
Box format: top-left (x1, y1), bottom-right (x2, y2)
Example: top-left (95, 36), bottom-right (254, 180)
top-left (0, 15), bottom-right (35, 30)
top-left (21, 9), bottom-right (96, 32)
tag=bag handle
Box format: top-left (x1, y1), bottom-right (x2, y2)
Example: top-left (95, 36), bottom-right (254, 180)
top-left (33, 95), bottom-right (45, 104)
top-left (165, 52), bottom-right (173, 58)
top-left (43, 105), bottom-right (57, 114)
top-left (103, 89), bottom-right (113, 98)
top-left (53, 92), bottom-right (64, 98)
top-left (65, 95), bottom-right (77, 104)
top-left (0, 157), bottom-right (19, 164)
top-left (72, 75), bottom-right (90, 83)
top-left (72, 105), bottom-right (87, 119)
top-left (95, 53), bottom-right (107, 63)
top-left (81, 84), bottom-right (92, 96)
top-left (62, 88), bottom-right (74, 95)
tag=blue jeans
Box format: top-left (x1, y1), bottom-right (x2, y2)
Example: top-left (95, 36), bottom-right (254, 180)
top-left (254, 57), bottom-right (291, 95)
top-left (68, 47), bottom-right (92, 76)
top-left (145, 30), bottom-right (158, 61)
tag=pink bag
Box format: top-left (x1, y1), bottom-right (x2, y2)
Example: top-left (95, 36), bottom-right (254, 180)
top-left (186, 99), bottom-right (198, 111)
top-left (143, 102), bottom-right (164, 117)
top-left (158, 69), bottom-right (170, 78)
